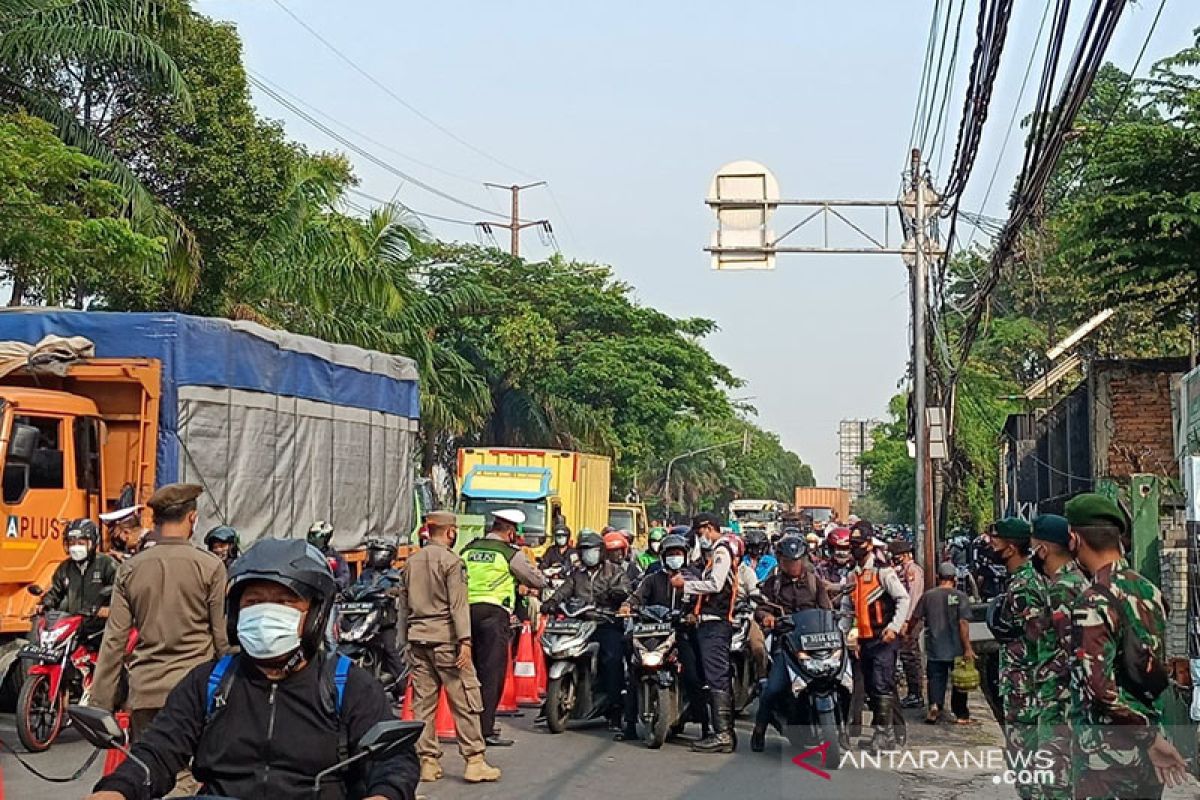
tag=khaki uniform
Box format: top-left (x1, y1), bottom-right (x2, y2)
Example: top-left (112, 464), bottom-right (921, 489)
top-left (398, 541), bottom-right (486, 761)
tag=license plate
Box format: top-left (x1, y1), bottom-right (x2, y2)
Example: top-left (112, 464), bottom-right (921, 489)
top-left (633, 623), bottom-right (673, 637)
top-left (800, 632), bottom-right (842, 651)
top-left (338, 602), bottom-right (374, 614)
top-left (544, 621), bottom-right (583, 635)
top-left (19, 644), bottom-right (57, 662)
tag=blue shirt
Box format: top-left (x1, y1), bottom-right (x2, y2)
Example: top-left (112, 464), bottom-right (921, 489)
top-left (745, 554), bottom-right (777, 582)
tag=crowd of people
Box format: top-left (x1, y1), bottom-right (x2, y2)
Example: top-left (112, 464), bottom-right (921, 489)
top-left (23, 485), bottom-right (1192, 800)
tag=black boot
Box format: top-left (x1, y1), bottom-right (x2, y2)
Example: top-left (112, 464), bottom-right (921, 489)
top-left (750, 723), bottom-right (766, 752)
top-left (691, 690), bottom-right (736, 754)
top-left (870, 695), bottom-right (897, 752)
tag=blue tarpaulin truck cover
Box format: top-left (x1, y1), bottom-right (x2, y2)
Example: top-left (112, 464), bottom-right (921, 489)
top-left (0, 310), bottom-right (420, 548)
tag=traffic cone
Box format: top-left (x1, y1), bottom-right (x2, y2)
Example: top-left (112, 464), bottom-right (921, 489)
top-left (497, 641), bottom-right (520, 716)
top-left (435, 688), bottom-right (457, 742)
top-left (102, 712), bottom-right (131, 775)
top-left (514, 621), bottom-right (540, 706)
top-left (534, 616), bottom-right (548, 697)
top-left (400, 680), bottom-right (414, 721)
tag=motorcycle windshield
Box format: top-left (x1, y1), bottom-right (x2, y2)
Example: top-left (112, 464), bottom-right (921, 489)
top-left (784, 608), bottom-right (841, 651)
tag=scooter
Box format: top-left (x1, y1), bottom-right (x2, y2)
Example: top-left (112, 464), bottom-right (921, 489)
top-left (335, 583), bottom-right (407, 700)
top-left (540, 599), bottom-right (619, 734)
top-left (729, 597), bottom-right (757, 714)
top-left (626, 604), bottom-right (693, 749)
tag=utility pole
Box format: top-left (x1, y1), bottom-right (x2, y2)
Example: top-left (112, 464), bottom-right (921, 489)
top-left (479, 181), bottom-right (549, 258)
top-left (911, 148), bottom-right (933, 583)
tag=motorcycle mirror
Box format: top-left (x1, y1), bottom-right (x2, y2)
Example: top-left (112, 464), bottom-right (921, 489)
top-left (26, 585), bottom-right (43, 596)
top-left (357, 720), bottom-right (423, 759)
top-left (68, 705), bottom-right (126, 749)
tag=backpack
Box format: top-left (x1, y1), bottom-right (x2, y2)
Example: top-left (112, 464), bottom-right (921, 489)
top-left (205, 652), bottom-right (352, 759)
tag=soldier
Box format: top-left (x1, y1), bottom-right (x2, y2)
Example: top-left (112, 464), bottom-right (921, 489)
top-left (1065, 494), bottom-right (1189, 799)
top-left (398, 511), bottom-right (501, 784)
top-left (987, 516), bottom-right (1046, 800)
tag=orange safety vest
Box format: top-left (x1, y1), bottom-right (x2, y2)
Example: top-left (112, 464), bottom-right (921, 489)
top-left (850, 568), bottom-right (895, 641)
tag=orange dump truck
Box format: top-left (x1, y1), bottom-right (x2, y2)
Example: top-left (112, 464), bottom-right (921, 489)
top-left (0, 310), bottom-right (421, 699)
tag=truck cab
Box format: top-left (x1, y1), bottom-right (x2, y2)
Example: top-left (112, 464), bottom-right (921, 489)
top-left (606, 502), bottom-right (648, 548)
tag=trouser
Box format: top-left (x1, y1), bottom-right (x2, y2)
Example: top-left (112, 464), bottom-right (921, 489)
top-left (899, 632), bottom-right (923, 696)
top-left (754, 655), bottom-right (790, 728)
top-left (131, 708), bottom-right (200, 797)
top-left (747, 619), bottom-right (768, 678)
top-left (977, 650), bottom-right (1004, 727)
top-left (408, 641), bottom-right (486, 761)
top-left (378, 624), bottom-right (408, 688)
top-left (594, 622), bottom-right (625, 715)
top-left (678, 627), bottom-right (705, 721)
top-left (925, 658), bottom-right (969, 718)
top-left (859, 637), bottom-right (899, 703)
top-left (694, 620), bottom-right (733, 691)
top-left (469, 603), bottom-right (511, 737)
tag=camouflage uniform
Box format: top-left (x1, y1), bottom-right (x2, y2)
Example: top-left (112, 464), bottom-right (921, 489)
top-left (1032, 560), bottom-right (1088, 800)
top-left (1069, 559), bottom-right (1168, 800)
top-left (998, 560), bottom-right (1048, 800)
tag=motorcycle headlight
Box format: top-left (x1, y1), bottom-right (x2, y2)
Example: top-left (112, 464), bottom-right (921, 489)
top-left (803, 652), bottom-right (841, 677)
top-left (641, 651), bottom-right (664, 668)
top-left (40, 626), bottom-right (71, 648)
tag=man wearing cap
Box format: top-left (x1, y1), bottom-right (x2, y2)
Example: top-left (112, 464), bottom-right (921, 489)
top-left (398, 511), bottom-right (500, 784)
top-left (460, 509), bottom-right (545, 747)
top-left (986, 516), bottom-right (1047, 799)
top-left (100, 505), bottom-right (146, 563)
top-left (1065, 494), bottom-right (1188, 798)
top-left (888, 538), bottom-right (925, 709)
top-left (91, 483), bottom-right (230, 751)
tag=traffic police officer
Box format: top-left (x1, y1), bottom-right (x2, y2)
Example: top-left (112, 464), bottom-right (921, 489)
top-left (461, 509), bottom-right (545, 747)
top-left (398, 511), bottom-right (500, 784)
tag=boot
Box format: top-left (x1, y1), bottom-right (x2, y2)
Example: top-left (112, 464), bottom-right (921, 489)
top-left (750, 723), bottom-right (766, 753)
top-left (691, 689), bottom-right (736, 754)
top-left (419, 756), bottom-right (443, 783)
top-left (870, 696), bottom-right (897, 752)
top-left (463, 754), bottom-right (502, 783)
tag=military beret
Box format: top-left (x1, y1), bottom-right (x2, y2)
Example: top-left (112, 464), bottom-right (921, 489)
top-left (1064, 493), bottom-right (1127, 533)
top-left (1031, 514), bottom-right (1070, 547)
top-left (993, 516), bottom-right (1031, 541)
top-left (147, 483), bottom-right (202, 512)
top-left (425, 510), bottom-right (457, 527)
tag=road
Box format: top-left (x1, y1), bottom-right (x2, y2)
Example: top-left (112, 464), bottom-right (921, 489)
top-left (2, 701), bottom-right (1193, 800)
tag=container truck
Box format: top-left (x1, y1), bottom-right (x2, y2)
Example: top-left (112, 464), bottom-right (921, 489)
top-left (0, 310), bottom-right (420, 697)
top-left (793, 487), bottom-right (851, 528)
top-left (727, 499), bottom-right (785, 536)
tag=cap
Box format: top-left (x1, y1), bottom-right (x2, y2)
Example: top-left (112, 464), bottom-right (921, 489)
top-left (425, 510), bottom-right (457, 527)
top-left (1031, 514), bottom-right (1071, 547)
top-left (993, 516), bottom-right (1032, 541)
top-left (1064, 493), bottom-right (1127, 533)
top-left (147, 483), bottom-right (202, 512)
top-left (937, 561), bottom-right (957, 579)
top-left (492, 509), bottom-right (526, 527)
top-left (100, 504), bottom-right (143, 524)
top-left (692, 512), bottom-right (722, 530)
top-left (887, 539), bottom-right (913, 555)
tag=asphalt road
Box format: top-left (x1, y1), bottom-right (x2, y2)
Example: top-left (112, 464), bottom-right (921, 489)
top-left (2, 701), bottom-right (1193, 800)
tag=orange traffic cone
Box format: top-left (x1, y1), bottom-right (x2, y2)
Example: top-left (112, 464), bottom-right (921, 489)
top-left (400, 680), bottom-right (414, 721)
top-left (102, 712), bottom-right (131, 776)
top-left (497, 641), bottom-right (520, 715)
top-left (514, 621), bottom-right (540, 706)
top-left (534, 616), bottom-right (548, 697)
top-left (435, 688), bottom-right (457, 742)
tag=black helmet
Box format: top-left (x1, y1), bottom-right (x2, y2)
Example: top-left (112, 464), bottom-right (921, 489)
top-left (204, 525), bottom-right (239, 547)
top-left (744, 529), bottom-right (769, 552)
top-left (307, 520), bottom-right (334, 550)
top-left (65, 518), bottom-right (99, 555)
top-left (365, 538), bottom-right (397, 570)
top-left (776, 535), bottom-right (808, 562)
top-left (226, 538), bottom-right (336, 656)
top-left (577, 531), bottom-right (603, 550)
top-left (660, 534), bottom-right (688, 554)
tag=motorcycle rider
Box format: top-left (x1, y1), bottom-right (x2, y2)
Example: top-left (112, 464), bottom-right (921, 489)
top-left (308, 520), bottom-right (351, 591)
top-left (637, 527), bottom-right (667, 571)
top-left (840, 524), bottom-right (910, 750)
top-left (544, 531), bottom-right (631, 731)
top-left (817, 527), bottom-right (854, 604)
top-left (347, 538), bottom-right (407, 686)
top-left (100, 505), bottom-right (146, 563)
top-left (743, 530), bottom-right (777, 582)
top-left (88, 537), bottom-right (419, 800)
top-left (750, 535), bottom-right (833, 751)
top-left (203, 525), bottom-right (240, 568)
top-left (606, 530), bottom-right (644, 587)
top-left (35, 519), bottom-right (117, 641)
top-left (539, 525), bottom-right (576, 572)
top-left (671, 512), bottom-right (742, 753)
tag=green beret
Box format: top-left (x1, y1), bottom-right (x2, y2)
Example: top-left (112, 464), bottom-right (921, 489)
top-left (993, 516), bottom-right (1031, 541)
top-left (1031, 514), bottom-right (1070, 547)
top-left (1064, 493), bottom-right (1127, 533)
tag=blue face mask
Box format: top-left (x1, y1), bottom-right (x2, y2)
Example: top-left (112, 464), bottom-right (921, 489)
top-left (581, 548), bottom-right (601, 567)
top-left (237, 603), bottom-right (303, 660)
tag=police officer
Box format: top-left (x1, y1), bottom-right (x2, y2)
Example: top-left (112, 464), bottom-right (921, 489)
top-left (99, 505), bottom-right (146, 563)
top-left (461, 509), bottom-right (545, 747)
top-left (398, 511), bottom-right (500, 784)
top-left (1065, 494), bottom-right (1188, 798)
top-left (888, 538), bottom-right (925, 709)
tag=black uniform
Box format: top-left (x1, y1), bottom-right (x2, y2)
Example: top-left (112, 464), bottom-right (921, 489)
top-left (93, 653), bottom-right (418, 800)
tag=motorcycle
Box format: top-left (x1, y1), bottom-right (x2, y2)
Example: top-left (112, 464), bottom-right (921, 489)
top-left (16, 585), bottom-right (108, 752)
top-left (334, 582), bottom-right (406, 699)
top-left (540, 599), bottom-right (618, 733)
top-left (730, 597), bottom-right (757, 714)
top-left (626, 604), bottom-right (693, 749)
top-left (765, 607), bottom-right (853, 766)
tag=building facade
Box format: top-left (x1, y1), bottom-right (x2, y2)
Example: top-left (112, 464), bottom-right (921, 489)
top-left (838, 418), bottom-right (880, 499)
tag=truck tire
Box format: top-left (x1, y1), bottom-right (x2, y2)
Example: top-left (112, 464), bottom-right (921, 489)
top-left (545, 674), bottom-right (574, 734)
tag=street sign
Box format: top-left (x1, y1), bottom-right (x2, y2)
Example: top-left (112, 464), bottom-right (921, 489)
top-left (707, 160), bottom-right (779, 270)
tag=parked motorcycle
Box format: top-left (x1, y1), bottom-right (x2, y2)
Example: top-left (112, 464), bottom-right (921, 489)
top-left (16, 585), bottom-right (107, 752)
top-left (730, 597), bottom-right (757, 714)
top-left (335, 583), bottom-right (405, 698)
top-left (626, 604), bottom-right (693, 749)
top-left (540, 599), bottom-right (618, 734)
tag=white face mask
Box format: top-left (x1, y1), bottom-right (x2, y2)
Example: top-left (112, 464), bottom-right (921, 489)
top-left (68, 544), bottom-right (89, 562)
top-left (555, 535), bottom-right (568, 547)
top-left (237, 603), bottom-right (303, 660)
top-left (664, 554), bottom-right (686, 571)
top-left (581, 548), bottom-right (601, 567)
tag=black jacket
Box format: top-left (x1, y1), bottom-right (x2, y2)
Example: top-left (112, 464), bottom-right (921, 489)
top-left (634, 566), bottom-right (701, 612)
top-left (42, 553), bottom-right (116, 614)
top-left (547, 562), bottom-right (630, 613)
top-left (754, 565), bottom-right (832, 626)
top-left (94, 654), bottom-right (418, 800)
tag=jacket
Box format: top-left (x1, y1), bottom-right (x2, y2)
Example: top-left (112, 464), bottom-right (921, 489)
top-left (397, 542), bottom-right (471, 646)
top-left (93, 654), bottom-right (419, 800)
top-left (41, 553), bottom-right (117, 614)
top-left (634, 567), bottom-right (698, 613)
top-left (754, 565), bottom-right (831, 626)
top-left (547, 561), bottom-right (630, 613)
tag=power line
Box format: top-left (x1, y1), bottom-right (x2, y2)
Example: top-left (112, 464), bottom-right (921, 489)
top-left (269, 0), bottom-right (539, 181)
top-left (345, 188), bottom-right (477, 227)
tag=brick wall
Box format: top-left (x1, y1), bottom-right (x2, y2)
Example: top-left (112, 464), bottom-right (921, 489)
top-left (1096, 366), bottom-right (1179, 479)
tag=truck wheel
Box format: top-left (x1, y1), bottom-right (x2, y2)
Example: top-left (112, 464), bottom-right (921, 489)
top-left (545, 674), bottom-right (574, 734)
top-left (17, 673), bottom-right (63, 752)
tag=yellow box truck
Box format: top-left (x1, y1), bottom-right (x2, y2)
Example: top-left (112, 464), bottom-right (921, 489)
top-left (456, 448), bottom-right (611, 547)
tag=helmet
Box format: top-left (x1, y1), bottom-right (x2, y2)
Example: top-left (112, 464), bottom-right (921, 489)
top-left (782, 526), bottom-right (803, 538)
top-left (668, 524), bottom-right (691, 539)
top-left (744, 529), bottom-right (768, 556)
top-left (826, 527), bottom-right (851, 549)
top-left (226, 538), bottom-right (336, 657)
top-left (601, 526), bottom-right (617, 535)
top-left (365, 538), bottom-right (397, 570)
top-left (620, 529), bottom-right (634, 546)
top-left (603, 531), bottom-right (628, 552)
top-left (578, 531), bottom-right (603, 551)
top-left (777, 535), bottom-right (808, 562)
top-left (204, 525), bottom-right (239, 547)
top-left (805, 532), bottom-right (821, 548)
top-left (660, 534), bottom-right (688, 554)
top-left (648, 527), bottom-right (667, 542)
top-left (65, 519), bottom-right (99, 554)
top-left (307, 520), bottom-right (334, 550)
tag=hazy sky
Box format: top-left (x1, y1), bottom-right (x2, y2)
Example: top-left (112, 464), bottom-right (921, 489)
top-left (198, 1), bottom-right (1194, 485)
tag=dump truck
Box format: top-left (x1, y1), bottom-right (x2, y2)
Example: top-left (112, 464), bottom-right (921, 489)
top-left (793, 487), bottom-right (851, 529)
top-left (0, 310), bottom-right (420, 697)
top-left (607, 502), bottom-right (649, 548)
top-left (456, 447), bottom-right (611, 547)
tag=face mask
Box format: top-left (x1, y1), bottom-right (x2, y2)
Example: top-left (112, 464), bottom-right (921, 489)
top-left (649, 541), bottom-right (662, 553)
top-left (581, 548), bottom-right (601, 567)
top-left (1031, 547), bottom-right (1047, 577)
top-left (699, 538), bottom-right (714, 552)
top-left (664, 554), bottom-right (686, 571)
top-left (237, 603), bottom-right (303, 660)
top-left (555, 535), bottom-right (568, 547)
top-left (850, 545), bottom-right (869, 562)
top-left (988, 545), bottom-right (1008, 565)
top-left (68, 544), bottom-right (89, 562)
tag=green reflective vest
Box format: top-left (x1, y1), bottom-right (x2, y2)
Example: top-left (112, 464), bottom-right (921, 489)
top-left (462, 537), bottom-right (517, 608)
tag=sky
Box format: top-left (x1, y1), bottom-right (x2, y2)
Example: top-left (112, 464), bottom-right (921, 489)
top-left (198, 0), bottom-right (1195, 486)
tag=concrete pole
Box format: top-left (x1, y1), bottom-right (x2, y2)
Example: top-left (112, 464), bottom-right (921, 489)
top-left (912, 148), bottom-right (933, 579)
